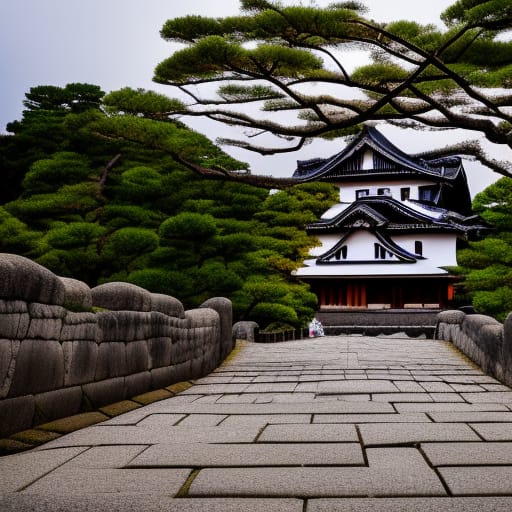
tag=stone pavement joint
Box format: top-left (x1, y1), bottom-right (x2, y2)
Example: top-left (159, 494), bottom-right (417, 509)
top-left (2, 335), bottom-right (512, 510)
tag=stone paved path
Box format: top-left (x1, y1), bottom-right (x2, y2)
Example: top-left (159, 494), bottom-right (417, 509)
top-left (3, 335), bottom-right (512, 511)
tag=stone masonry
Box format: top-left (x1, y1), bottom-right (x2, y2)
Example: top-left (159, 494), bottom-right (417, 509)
top-left (2, 335), bottom-right (512, 510)
top-left (0, 253), bottom-right (233, 437)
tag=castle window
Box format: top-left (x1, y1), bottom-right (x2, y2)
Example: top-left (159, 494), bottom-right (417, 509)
top-left (419, 185), bottom-right (437, 202)
top-left (401, 187), bottom-right (410, 200)
top-left (415, 241), bottom-right (423, 256)
top-left (335, 246), bottom-right (348, 260)
top-left (377, 187), bottom-right (391, 196)
top-left (356, 189), bottom-right (369, 199)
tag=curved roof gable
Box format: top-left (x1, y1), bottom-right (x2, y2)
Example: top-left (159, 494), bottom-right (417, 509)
top-left (306, 197), bottom-right (446, 233)
top-left (317, 230), bottom-right (420, 264)
top-left (293, 126), bottom-right (463, 181)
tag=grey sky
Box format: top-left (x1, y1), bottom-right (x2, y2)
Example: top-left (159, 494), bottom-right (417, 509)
top-left (0, 0), bottom-right (501, 195)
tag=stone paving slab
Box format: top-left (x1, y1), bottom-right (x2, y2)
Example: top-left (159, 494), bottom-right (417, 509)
top-left (461, 392), bottom-right (512, 403)
top-left (429, 411), bottom-right (512, 422)
top-left (469, 422), bottom-right (512, 440)
top-left (137, 401), bottom-right (395, 415)
top-left (188, 448), bottom-right (446, 497)
top-left (258, 423), bottom-right (358, 442)
top-left (422, 442), bottom-right (512, 466)
top-left (219, 414), bottom-right (311, 428)
top-left (395, 402), bottom-right (509, 412)
top-left (317, 379), bottom-right (399, 394)
top-left (4, 334), bottom-right (512, 506)
top-left (439, 466), bottom-right (512, 495)
top-left (23, 467), bottom-right (192, 495)
top-left (308, 497), bottom-right (512, 511)
top-left (0, 496), bottom-right (303, 512)
top-left (359, 422), bottom-right (480, 445)
top-left (127, 442), bottom-right (365, 467)
top-left (312, 413), bottom-right (431, 423)
top-left (36, 424), bottom-right (263, 448)
top-left (0, 447), bottom-right (86, 492)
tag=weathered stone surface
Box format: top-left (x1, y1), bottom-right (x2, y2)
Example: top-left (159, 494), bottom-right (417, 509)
top-left (188, 448), bottom-right (445, 497)
top-left (0, 253), bottom-right (65, 305)
top-left (62, 340), bottom-right (98, 386)
top-left (201, 297), bottom-right (233, 358)
top-left (150, 366), bottom-right (174, 389)
top-left (36, 412), bottom-right (109, 434)
top-left (22, 466), bottom-right (192, 496)
top-left (437, 310), bottom-right (465, 325)
top-left (82, 377), bottom-right (126, 408)
top-left (59, 276), bottom-right (93, 309)
top-left (0, 301), bottom-right (30, 339)
top-left (0, 395), bottom-right (35, 437)
top-left (462, 314), bottom-right (501, 339)
top-left (0, 495), bottom-right (304, 512)
top-left (308, 498), bottom-right (512, 512)
top-left (440, 466), bottom-right (512, 495)
top-left (148, 337), bottom-right (172, 368)
top-left (359, 422), bottom-right (479, 446)
top-left (95, 341), bottom-right (127, 380)
top-left (0, 339), bottom-right (19, 399)
top-left (125, 340), bottom-right (149, 374)
top-left (96, 311), bottom-right (153, 342)
top-left (125, 371), bottom-right (151, 398)
top-left (26, 303), bottom-right (67, 340)
top-left (502, 312), bottom-right (512, 382)
top-left (0, 300), bottom-right (28, 314)
top-left (128, 442), bottom-right (364, 467)
top-left (60, 312), bottom-right (97, 341)
top-left (91, 282), bottom-right (152, 311)
top-left (0, 446), bottom-right (86, 492)
top-left (258, 423), bottom-right (358, 443)
top-left (34, 386), bottom-right (82, 423)
top-left (233, 321), bottom-right (259, 342)
top-left (8, 339), bottom-right (64, 397)
top-left (422, 441), bottom-right (512, 466)
top-left (150, 293), bottom-right (185, 318)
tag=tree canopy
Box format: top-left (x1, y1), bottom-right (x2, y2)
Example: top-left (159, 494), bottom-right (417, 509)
top-left (455, 176), bottom-right (512, 321)
top-left (0, 84), bottom-right (338, 328)
top-left (100, 0), bottom-right (512, 183)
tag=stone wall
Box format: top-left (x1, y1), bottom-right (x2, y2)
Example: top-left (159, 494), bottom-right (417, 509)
top-left (0, 253), bottom-right (233, 437)
top-left (317, 309), bottom-right (439, 337)
top-left (436, 310), bottom-right (512, 387)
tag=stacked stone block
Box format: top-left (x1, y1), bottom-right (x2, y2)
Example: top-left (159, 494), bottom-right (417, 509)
top-left (436, 310), bottom-right (512, 386)
top-left (0, 253), bottom-right (233, 437)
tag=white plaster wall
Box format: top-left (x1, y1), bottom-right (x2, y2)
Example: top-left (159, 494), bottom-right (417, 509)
top-left (309, 234), bottom-right (341, 256)
top-left (345, 230), bottom-right (398, 261)
top-left (393, 234), bottom-right (458, 267)
top-left (337, 179), bottom-right (436, 203)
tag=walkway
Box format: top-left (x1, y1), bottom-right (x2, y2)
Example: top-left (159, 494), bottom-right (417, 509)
top-left (3, 335), bottom-right (512, 511)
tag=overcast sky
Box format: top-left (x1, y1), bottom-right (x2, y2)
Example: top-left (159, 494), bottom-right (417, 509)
top-left (0, 0), bottom-right (501, 195)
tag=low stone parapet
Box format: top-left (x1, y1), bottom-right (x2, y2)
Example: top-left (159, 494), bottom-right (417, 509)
top-left (436, 310), bottom-right (512, 386)
top-left (0, 253), bottom-right (234, 437)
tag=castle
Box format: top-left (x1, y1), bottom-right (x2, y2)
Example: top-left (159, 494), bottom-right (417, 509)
top-left (293, 126), bottom-right (488, 312)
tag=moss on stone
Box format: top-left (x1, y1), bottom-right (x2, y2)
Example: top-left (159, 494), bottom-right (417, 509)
top-left (36, 411), bottom-right (109, 434)
top-left (10, 428), bottom-right (61, 445)
top-left (0, 438), bottom-right (33, 455)
top-left (132, 389), bottom-right (173, 405)
top-left (165, 381), bottom-right (193, 395)
top-left (99, 400), bottom-right (142, 417)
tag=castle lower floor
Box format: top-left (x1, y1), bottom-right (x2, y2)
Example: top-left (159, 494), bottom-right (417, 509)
top-left (308, 277), bottom-right (455, 310)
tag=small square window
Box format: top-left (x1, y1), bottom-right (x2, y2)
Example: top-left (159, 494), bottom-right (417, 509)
top-left (356, 189), bottom-right (369, 199)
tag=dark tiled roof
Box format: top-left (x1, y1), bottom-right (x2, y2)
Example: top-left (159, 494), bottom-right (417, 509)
top-left (306, 197), bottom-right (489, 237)
top-left (293, 126), bottom-right (462, 181)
